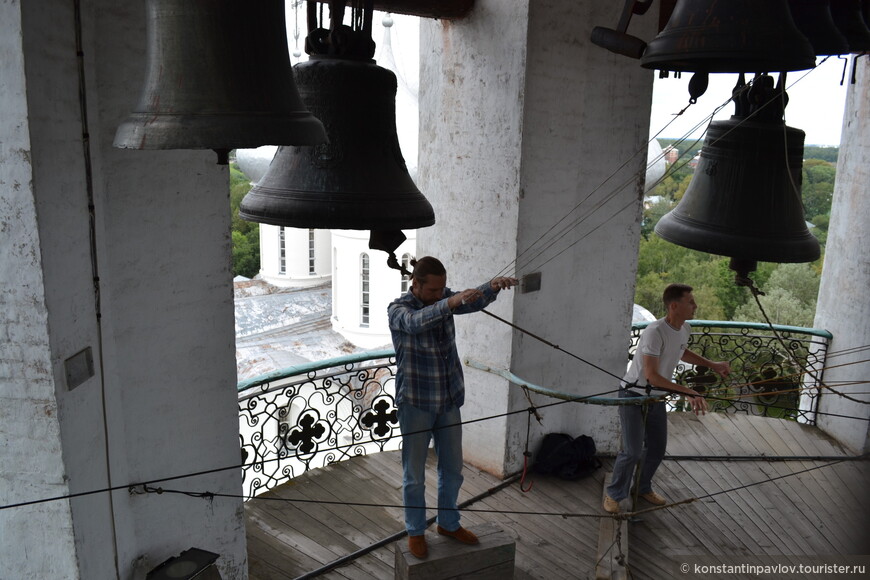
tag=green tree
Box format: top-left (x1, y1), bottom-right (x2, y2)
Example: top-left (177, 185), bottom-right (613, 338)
top-left (732, 262), bottom-right (820, 327)
top-left (809, 213), bottom-right (829, 245)
top-left (230, 164), bottom-right (256, 235)
top-left (232, 229), bottom-right (260, 279)
top-left (672, 176), bottom-right (691, 202)
top-left (764, 262), bottom-right (820, 307)
top-left (635, 271), bottom-right (669, 318)
top-left (651, 174), bottom-right (682, 199)
top-left (634, 236), bottom-right (725, 318)
top-left (733, 286), bottom-right (815, 327)
top-left (714, 259), bottom-right (749, 319)
top-left (229, 161), bottom-right (260, 278)
top-left (640, 197), bottom-right (676, 239)
top-left (801, 159), bottom-right (836, 220)
top-left (802, 146), bottom-right (838, 163)
top-left (690, 284), bottom-right (725, 321)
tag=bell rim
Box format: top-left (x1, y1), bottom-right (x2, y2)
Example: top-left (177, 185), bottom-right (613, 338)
top-left (654, 213), bottom-right (821, 264)
top-left (237, 208), bottom-right (436, 231)
top-left (640, 6), bottom-right (817, 73)
top-left (113, 113), bottom-right (327, 150)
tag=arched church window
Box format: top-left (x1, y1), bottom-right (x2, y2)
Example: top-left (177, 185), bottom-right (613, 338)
top-left (360, 253), bottom-right (370, 327)
top-left (308, 229), bottom-right (315, 275)
top-left (279, 227), bottom-right (286, 275)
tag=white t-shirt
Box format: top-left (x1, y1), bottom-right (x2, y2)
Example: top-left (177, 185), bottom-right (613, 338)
top-left (623, 317), bottom-right (691, 391)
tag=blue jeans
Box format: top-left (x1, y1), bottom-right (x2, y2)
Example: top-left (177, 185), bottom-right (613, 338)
top-left (397, 403), bottom-right (464, 536)
top-left (606, 390), bottom-right (667, 501)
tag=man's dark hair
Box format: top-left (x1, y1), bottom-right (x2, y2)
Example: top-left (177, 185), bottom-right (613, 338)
top-left (662, 283), bottom-right (693, 308)
top-left (410, 256), bottom-right (446, 283)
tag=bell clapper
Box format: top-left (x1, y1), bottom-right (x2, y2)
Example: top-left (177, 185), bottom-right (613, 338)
top-left (730, 258), bottom-right (764, 297)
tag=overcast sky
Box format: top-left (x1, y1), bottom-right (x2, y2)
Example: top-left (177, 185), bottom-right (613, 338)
top-left (649, 57), bottom-right (852, 146)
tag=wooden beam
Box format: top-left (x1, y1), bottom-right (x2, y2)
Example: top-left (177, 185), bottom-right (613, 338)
top-left (306, 0), bottom-right (474, 20)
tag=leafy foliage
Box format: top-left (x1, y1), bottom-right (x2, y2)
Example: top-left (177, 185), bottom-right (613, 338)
top-left (802, 146), bottom-right (838, 163)
top-left (229, 161), bottom-right (260, 278)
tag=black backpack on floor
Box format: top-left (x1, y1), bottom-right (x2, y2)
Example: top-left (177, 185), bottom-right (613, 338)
top-left (532, 433), bottom-right (602, 480)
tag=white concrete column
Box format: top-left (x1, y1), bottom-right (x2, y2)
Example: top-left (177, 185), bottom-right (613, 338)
top-left (813, 56), bottom-right (870, 454)
top-left (0, 2), bottom-right (80, 576)
top-left (419, 0), bottom-right (655, 475)
top-left (1, 0), bottom-right (249, 577)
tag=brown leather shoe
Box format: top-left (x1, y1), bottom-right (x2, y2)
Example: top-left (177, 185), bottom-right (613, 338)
top-left (639, 491), bottom-right (667, 505)
top-left (603, 495), bottom-right (620, 514)
top-left (436, 525), bottom-right (479, 545)
top-left (408, 534), bottom-right (427, 559)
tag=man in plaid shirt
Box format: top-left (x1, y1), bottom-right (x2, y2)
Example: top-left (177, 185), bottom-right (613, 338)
top-left (388, 256), bottom-right (517, 559)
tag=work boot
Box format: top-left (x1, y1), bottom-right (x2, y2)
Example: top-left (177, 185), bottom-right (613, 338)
top-left (603, 495), bottom-right (620, 514)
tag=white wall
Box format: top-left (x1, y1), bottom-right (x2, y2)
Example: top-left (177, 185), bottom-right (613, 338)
top-left (259, 225), bottom-right (332, 287)
top-left (0, 2), bottom-right (80, 576)
top-left (419, 0), bottom-right (655, 476)
top-left (813, 56), bottom-right (870, 453)
top-left (419, 0), bottom-right (527, 476)
top-left (514, 0), bottom-right (655, 456)
top-left (1, 0), bottom-right (248, 577)
top-left (331, 229), bottom-right (416, 349)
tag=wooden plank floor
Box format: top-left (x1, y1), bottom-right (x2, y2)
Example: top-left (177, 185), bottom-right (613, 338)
top-left (246, 413), bottom-right (869, 580)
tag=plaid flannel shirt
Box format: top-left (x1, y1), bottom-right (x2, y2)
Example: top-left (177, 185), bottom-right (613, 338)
top-left (388, 282), bottom-right (498, 413)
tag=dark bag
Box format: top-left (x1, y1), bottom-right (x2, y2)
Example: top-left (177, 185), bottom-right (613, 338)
top-left (532, 433), bottom-right (602, 480)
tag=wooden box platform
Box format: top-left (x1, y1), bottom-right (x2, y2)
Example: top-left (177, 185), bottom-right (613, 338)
top-left (394, 522), bottom-right (515, 580)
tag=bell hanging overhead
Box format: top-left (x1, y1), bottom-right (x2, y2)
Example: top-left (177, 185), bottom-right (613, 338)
top-left (788, 0), bottom-right (850, 56)
top-left (640, 0), bottom-right (817, 73)
top-left (830, 0), bottom-right (870, 52)
top-left (238, 0), bottom-right (434, 231)
top-left (654, 74), bottom-right (820, 280)
top-left (239, 57), bottom-right (433, 230)
top-left (114, 0), bottom-right (326, 163)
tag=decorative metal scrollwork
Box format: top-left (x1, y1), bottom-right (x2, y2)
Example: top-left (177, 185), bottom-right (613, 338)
top-left (630, 322), bottom-right (829, 423)
top-left (238, 353), bottom-right (399, 497)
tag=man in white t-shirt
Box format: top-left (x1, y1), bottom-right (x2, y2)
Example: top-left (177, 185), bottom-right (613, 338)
top-left (604, 283), bottom-right (730, 513)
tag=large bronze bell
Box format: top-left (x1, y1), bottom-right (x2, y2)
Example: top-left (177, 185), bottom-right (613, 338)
top-left (640, 0), bottom-right (817, 73)
top-left (788, 1), bottom-right (850, 55)
top-left (655, 75), bottom-right (820, 277)
top-left (830, 0), bottom-right (870, 52)
top-left (114, 0), bottom-right (326, 162)
top-left (238, 56), bottom-right (434, 230)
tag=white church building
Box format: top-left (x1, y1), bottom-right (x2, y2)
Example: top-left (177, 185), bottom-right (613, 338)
top-left (236, 143), bottom-right (418, 350)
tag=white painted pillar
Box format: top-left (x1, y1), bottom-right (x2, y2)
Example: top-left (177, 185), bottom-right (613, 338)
top-left (0, 2), bottom-right (80, 576)
top-left (1, 0), bottom-right (248, 577)
top-left (813, 56), bottom-right (870, 454)
top-left (419, 0), bottom-right (655, 475)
